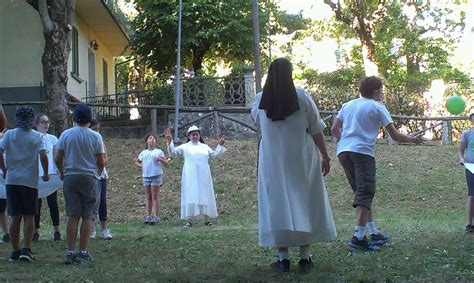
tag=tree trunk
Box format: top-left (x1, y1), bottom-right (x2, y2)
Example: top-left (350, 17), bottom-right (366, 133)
top-left (42, 25), bottom-right (70, 136)
top-left (191, 42), bottom-right (210, 74)
top-left (28, 0), bottom-right (75, 136)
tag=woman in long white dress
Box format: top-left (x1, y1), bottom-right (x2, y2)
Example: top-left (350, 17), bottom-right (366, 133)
top-left (165, 126), bottom-right (225, 227)
top-left (251, 58), bottom-right (336, 272)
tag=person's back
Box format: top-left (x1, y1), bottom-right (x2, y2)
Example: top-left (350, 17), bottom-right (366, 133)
top-left (2, 128), bottom-right (45, 188)
top-left (58, 126), bottom-right (104, 178)
top-left (55, 104), bottom-right (106, 264)
top-left (336, 97), bottom-right (392, 157)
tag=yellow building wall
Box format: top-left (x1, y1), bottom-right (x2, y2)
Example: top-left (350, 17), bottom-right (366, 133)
top-left (1, 1), bottom-right (118, 100)
top-left (0, 1), bottom-right (43, 87)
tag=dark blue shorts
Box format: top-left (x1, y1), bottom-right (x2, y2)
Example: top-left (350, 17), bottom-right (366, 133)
top-left (6, 185), bottom-right (38, 216)
top-left (466, 170), bottom-right (474, 196)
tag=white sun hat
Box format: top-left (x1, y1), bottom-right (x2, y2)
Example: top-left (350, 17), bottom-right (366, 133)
top-left (187, 125), bottom-right (200, 134)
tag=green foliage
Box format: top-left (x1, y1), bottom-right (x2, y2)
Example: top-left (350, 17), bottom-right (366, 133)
top-left (373, 1), bottom-right (470, 92)
top-left (296, 66), bottom-right (363, 111)
top-left (132, 0), bottom-right (264, 75)
top-left (131, 0), bottom-right (307, 77)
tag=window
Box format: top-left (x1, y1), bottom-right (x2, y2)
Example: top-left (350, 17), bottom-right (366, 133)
top-left (103, 59), bottom-right (108, 96)
top-left (71, 26), bottom-right (79, 76)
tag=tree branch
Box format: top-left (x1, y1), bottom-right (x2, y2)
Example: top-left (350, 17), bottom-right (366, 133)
top-left (37, 0), bottom-right (54, 32)
top-left (323, 0), bottom-right (353, 27)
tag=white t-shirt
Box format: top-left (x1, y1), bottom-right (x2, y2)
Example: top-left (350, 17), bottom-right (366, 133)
top-left (38, 133), bottom-right (58, 176)
top-left (56, 126), bottom-right (105, 178)
top-left (336, 97), bottom-right (393, 157)
top-left (0, 128), bottom-right (46, 189)
top-left (138, 148), bottom-right (165, 177)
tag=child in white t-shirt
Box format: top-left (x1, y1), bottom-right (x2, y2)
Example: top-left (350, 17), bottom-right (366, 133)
top-left (135, 134), bottom-right (169, 225)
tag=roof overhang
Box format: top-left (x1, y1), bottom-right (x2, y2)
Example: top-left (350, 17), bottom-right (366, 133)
top-left (75, 0), bottom-right (130, 56)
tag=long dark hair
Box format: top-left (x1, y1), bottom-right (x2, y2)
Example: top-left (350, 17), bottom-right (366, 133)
top-left (258, 58), bottom-right (299, 121)
top-left (34, 113), bottom-right (48, 131)
top-left (144, 133), bottom-right (158, 149)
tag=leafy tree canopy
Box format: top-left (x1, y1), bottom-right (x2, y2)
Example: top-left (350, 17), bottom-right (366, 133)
top-left (130, 0), bottom-right (307, 76)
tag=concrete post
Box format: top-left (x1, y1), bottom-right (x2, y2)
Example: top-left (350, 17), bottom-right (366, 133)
top-left (244, 66), bottom-right (256, 107)
top-left (151, 108), bottom-right (157, 135)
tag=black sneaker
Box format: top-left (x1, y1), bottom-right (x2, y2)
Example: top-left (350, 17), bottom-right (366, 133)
top-left (271, 259), bottom-right (290, 272)
top-left (204, 221), bottom-right (214, 226)
top-left (32, 233), bottom-right (40, 243)
top-left (465, 224), bottom-right (474, 233)
top-left (369, 233), bottom-right (390, 245)
top-left (63, 252), bottom-right (76, 264)
top-left (2, 233), bottom-right (10, 243)
top-left (298, 257), bottom-right (314, 271)
top-left (74, 251), bottom-right (94, 262)
top-left (19, 248), bottom-right (35, 262)
top-left (349, 236), bottom-right (381, 251)
top-left (54, 231), bottom-right (62, 242)
top-left (8, 250), bottom-right (20, 262)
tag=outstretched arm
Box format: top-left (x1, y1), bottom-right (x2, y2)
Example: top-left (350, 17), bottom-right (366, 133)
top-left (385, 124), bottom-right (424, 144)
top-left (209, 136), bottom-right (226, 158)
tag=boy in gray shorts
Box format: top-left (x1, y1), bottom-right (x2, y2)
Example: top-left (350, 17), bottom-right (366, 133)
top-left (332, 76), bottom-right (423, 251)
top-left (55, 105), bottom-right (106, 263)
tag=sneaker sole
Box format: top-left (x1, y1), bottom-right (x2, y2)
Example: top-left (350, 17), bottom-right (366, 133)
top-left (19, 255), bottom-right (35, 262)
top-left (348, 242), bottom-right (381, 251)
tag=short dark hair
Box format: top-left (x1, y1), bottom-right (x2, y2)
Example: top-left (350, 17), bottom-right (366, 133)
top-left (359, 76), bottom-right (383, 98)
top-left (73, 104), bottom-right (92, 125)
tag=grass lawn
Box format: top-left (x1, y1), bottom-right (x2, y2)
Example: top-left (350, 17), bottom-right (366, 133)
top-left (1, 138), bottom-right (473, 281)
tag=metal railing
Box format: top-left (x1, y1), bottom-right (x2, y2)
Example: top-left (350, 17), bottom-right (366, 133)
top-left (181, 76), bottom-right (246, 106)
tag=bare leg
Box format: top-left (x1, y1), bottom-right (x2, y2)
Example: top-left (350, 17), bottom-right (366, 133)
top-left (356, 205), bottom-right (370, 227)
top-left (0, 211), bottom-right (8, 235)
top-left (22, 215), bottom-right (35, 248)
top-left (151, 186), bottom-right (160, 216)
top-left (79, 218), bottom-right (94, 251)
top-left (9, 215), bottom-right (21, 251)
top-left (100, 220), bottom-right (107, 230)
top-left (145, 186), bottom-right (152, 216)
top-left (66, 216), bottom-right (80, 251)
top-left (467, 196), bottom-right (474, 226)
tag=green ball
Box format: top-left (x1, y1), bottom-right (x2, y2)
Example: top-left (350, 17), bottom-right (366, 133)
top-left (446, 95), bottom-right (465, 115)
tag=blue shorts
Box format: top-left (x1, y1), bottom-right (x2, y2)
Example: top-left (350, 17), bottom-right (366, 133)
top-left (143, 175), bottom-right (163, 187)
top-left (467, 170), bottom-right (474, 196)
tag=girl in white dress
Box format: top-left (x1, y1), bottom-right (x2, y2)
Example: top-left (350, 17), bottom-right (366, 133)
top-left (165, 126), bottom-right (225, 227)
top-left (251, 58), bottom-right (336, 272)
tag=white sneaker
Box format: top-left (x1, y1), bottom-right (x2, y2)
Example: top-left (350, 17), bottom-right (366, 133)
top-left (100, 228), bottom-right (113, 240)
top-left (90, 230), bottom-right (96, 239)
